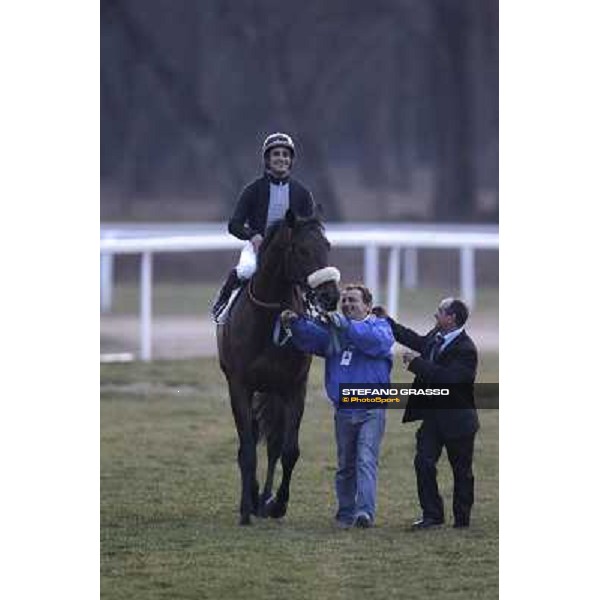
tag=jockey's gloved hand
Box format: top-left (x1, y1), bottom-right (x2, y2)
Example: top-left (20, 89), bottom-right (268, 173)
top-left (250, 234), bottom-right (263, 253)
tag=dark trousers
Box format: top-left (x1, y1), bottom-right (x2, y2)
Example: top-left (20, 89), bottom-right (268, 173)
top-left (414, 419), bottom-right (475, 526)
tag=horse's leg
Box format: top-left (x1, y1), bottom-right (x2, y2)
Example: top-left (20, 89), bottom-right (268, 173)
top-left (229, 379), bottom-right (257, 525)
top-left (267, 387), bottom-right (306, 519)
top-left (250, 417), bottom-right (261, 515)
top-left (258, 432), bottom-right (283, 517)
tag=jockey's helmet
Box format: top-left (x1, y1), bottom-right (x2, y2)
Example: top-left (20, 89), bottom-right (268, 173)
top-left (262, 132), bottom-right (295, 158)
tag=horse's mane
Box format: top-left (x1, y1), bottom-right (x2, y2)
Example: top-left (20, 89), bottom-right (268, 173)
top-left (257, 217), bottom-right (326, 270)
top-left (261, 216), bottom-right (325, 249)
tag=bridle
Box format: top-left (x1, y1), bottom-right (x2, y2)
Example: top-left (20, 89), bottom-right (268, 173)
top-left (246, 228), bottom-right (299, 309)
top-left (247, 263), bottom-right (312, 312)
top-left (247, 277), bottom-right (285, 310)
top-left (247, 271), bottom-right (334, 321)
top-left (246, 223), bottom-right (338, 316)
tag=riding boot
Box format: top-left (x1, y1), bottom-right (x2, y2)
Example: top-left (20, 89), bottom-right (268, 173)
top-left (212, 269), bottom-right (242, 320)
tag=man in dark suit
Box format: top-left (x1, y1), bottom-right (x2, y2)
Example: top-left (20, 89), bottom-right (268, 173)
top-left (375, 297), bottom-right (479, 529)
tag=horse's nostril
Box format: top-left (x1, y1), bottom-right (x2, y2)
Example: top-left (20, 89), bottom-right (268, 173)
top-left (324, 296), bottom-right (338, 310)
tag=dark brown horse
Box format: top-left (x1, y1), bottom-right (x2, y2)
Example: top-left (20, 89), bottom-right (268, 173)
top-left (217, 210), bottom-right (339, 525)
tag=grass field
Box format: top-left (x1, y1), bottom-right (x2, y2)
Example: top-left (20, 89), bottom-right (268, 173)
top-left (101, 355), bottom-right (498, 599)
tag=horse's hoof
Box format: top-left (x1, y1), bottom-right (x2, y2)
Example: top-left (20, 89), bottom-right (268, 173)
top-left (257, 494), bottom-right (275, 518)
top-left (266, 498), bottom-right (287, 519)
top-left (239, 514), bottom-right (252, 526)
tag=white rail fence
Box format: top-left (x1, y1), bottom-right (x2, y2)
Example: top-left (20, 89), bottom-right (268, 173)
top-left (100, 223), bottom-right (498, 361)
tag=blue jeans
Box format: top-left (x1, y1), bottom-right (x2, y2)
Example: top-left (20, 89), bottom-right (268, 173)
top-left (334, 409), bottom-right (386, 524)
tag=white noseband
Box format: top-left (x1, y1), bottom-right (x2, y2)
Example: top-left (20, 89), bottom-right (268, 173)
top-left (307, 266), bottom-right (341, 289)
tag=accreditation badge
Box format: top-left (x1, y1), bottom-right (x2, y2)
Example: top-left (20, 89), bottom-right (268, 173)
top-left (340, 350), bottom-right (353, 366)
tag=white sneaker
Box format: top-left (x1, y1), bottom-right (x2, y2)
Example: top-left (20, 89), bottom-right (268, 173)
top-left (354, 513), bottom-right (373, 528)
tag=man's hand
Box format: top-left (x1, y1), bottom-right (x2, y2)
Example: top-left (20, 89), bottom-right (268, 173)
top-left (402, 350), bottom-right (418, 368)
top-left (280, 309), bottom-right (298, 329)
top-left (371, 305), bottom-right (388, 319)
top-left (326, 312), bottom-right (348, 330)
top-left (250, 234), bottom-right (263, 253)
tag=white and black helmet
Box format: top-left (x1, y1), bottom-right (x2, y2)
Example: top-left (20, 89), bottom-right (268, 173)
top-left (262, 132), bottom-right (295, 158)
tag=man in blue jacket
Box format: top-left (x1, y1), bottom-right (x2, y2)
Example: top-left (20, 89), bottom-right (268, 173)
top-left (280, 284), bottom-right (394, 529)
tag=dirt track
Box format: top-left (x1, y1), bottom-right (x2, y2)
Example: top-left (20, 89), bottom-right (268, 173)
top-left (101, 314), bottom-right (498, 360)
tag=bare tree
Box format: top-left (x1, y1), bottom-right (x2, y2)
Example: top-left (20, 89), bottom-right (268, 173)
top-left (100, 0), bottom-right (498, 223)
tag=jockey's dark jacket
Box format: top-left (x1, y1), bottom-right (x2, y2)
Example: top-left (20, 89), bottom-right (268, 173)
top-left (228, 173), bottom-right (316, 240)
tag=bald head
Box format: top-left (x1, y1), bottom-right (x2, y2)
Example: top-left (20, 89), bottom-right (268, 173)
top-left (436, 297), bottom-right (469, 331)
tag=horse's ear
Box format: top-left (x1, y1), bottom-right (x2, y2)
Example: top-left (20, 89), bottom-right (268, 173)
top-left (285, 209), bottom-right (297, 228)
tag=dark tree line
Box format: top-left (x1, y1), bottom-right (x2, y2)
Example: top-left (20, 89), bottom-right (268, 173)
top-left (101, 0), bottom-right (498, 222)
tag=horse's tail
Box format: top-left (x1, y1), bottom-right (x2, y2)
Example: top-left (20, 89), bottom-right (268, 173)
top-left (252, 392), bottom-right (284, 446)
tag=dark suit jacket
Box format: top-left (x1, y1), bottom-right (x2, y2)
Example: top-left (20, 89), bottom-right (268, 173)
top-left (228, 174), bottom-right (315, 240)
top-left (388, 320), bottom-right (480, 439)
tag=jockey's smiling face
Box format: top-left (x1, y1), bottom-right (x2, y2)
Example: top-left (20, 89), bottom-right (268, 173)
top-left (267, 146), bottom-right (292, 178)
top-left (341, 288), bottom-right (371, 321)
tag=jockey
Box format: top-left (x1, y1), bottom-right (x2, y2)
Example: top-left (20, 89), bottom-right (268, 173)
top-left (212, 132), bottom-right (316, 320)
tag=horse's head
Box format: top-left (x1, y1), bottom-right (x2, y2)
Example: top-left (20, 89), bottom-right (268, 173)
top-left (259, 210), bottom-right (340, 311)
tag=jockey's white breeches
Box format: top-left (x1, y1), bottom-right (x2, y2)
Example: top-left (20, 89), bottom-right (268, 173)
top-left (235, 242), bottom-right (257, 280)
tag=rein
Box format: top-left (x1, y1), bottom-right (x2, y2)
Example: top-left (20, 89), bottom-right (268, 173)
top-left (247, 277), bottom-right (286, 310)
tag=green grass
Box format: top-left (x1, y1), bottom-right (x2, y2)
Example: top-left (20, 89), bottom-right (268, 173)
top-left (108, 283), bottom-right (498, 318)
top-left (472, 352), bottom-right (498, 383)
top-left (101, 357), bottom-right (498, 600)
top-left (110, 283), bottom-right (217, 316)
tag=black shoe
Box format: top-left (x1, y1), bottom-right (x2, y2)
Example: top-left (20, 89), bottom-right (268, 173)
top-left (453, 521), bottom-right (470, 529)
top-left (212, 269), bottom-right (241, 320)
top-left (411, 517), bottom-right (444, 530)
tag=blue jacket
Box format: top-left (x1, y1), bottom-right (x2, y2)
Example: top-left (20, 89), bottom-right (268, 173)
top-left (289, 314), bottom-right (394, 408)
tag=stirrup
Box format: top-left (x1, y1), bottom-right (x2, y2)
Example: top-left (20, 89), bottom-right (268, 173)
top-left (211, 291), bottom-right (228, 321)
top-left (212, 285), bottom-right (241, 324)
top-left (211, 301), bottom-right (226, 322)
